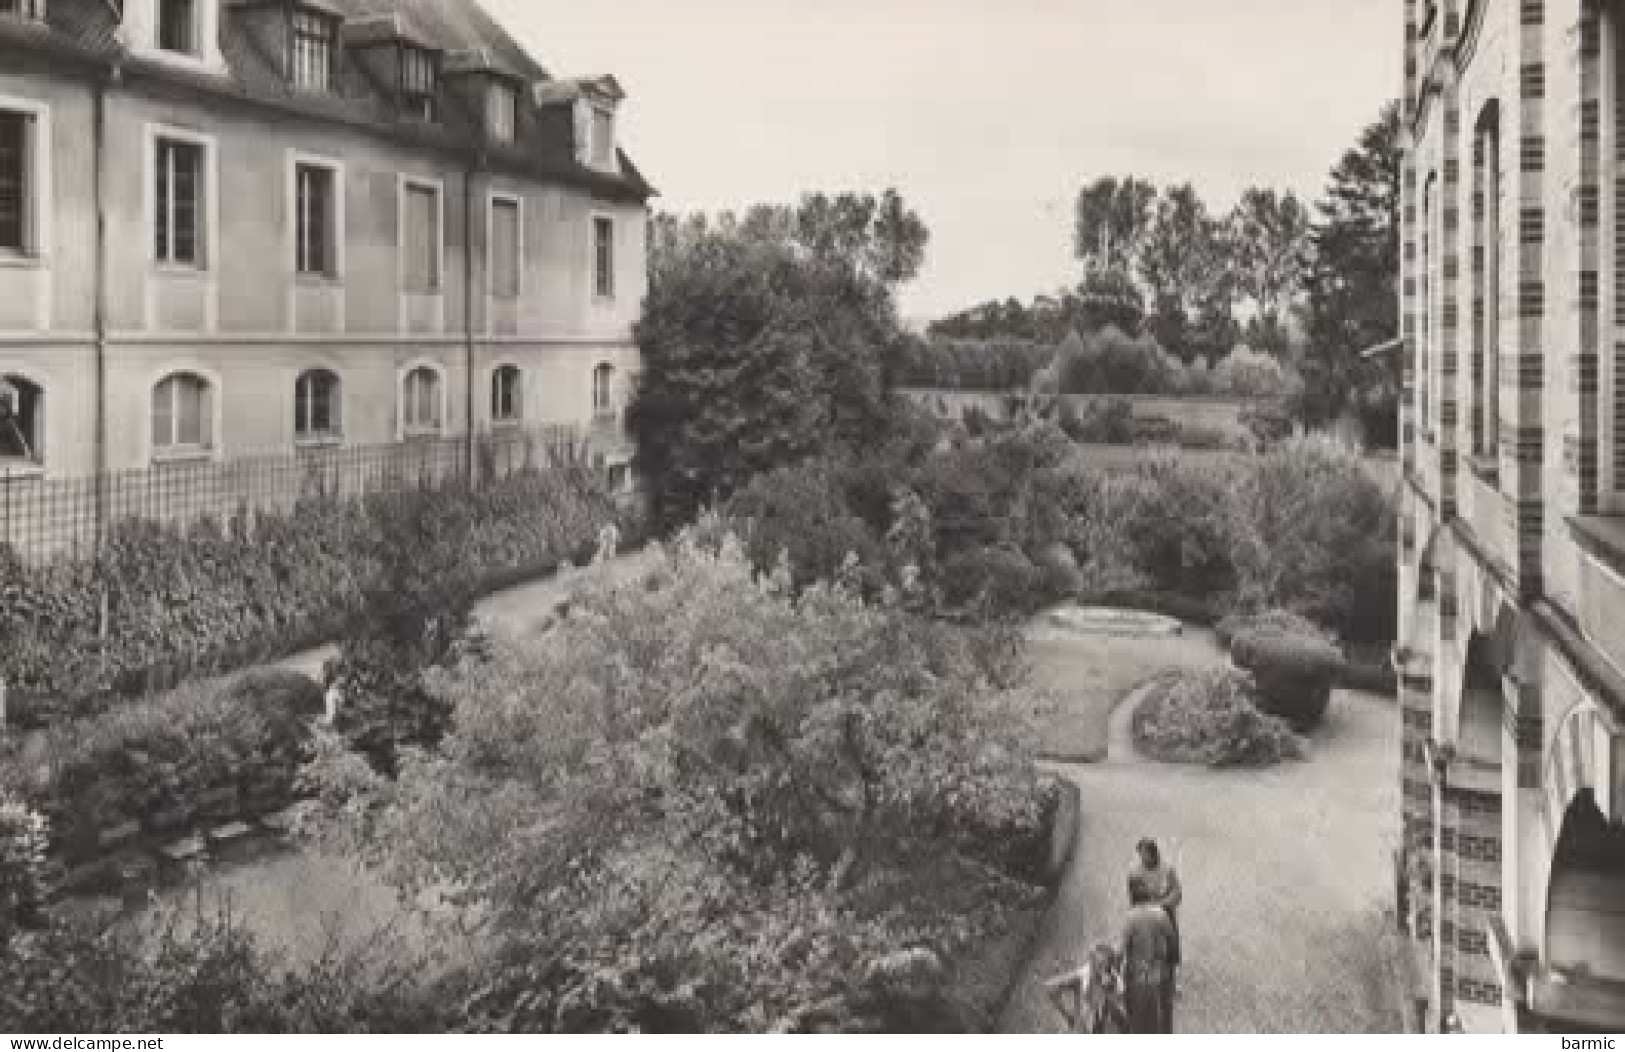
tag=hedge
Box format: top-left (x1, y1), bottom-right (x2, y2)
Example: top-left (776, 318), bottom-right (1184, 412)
top-left (1, 463), bottom-right (632, 725)
top-left (0, 669), bottom-right (325, 873)
top-left (1229, 628), bottom-right (1345, 732)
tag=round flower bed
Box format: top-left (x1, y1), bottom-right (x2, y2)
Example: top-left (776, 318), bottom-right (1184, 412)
top-left (1131, 668), bottom-right (1306, 768)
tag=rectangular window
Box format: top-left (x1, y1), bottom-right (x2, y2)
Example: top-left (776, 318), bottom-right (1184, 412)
top-left (593, 216), bottom-right (614, 299)
top-left (402, 182), bottom-right (440, 293)
top-left (0, 1), bottom-right (47, 20)
top-left (0, 111), bottom-right (26, 254)
top-left (157, 0), bottom-right (196, 54)
top-left (488, 83), bottom-right (516, 142)
top-left (291, 10), bottom-right (333, 92)
top-left (155, 137), bottom-right (203, 266)
top-left (401, 47), bottom-right (437, 120)
top-left (295, 163), bottom-right (335, 277)
top-left (491, 197), bottom-right (520, 300)
top-left (590, 107), bottom-right (614, 168)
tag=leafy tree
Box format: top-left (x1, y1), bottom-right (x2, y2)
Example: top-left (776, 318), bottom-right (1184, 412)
top-left (1073, 176), bottom-right (1158, 272)
top-left (633, 194), bottom-right (923, 532)
top-left (1229, 188), bottom-right (1312, 339)
top-left (1138, 184), bottom-right (1235, 364)
top-left (1300, 102), bottom-right (1401, 435)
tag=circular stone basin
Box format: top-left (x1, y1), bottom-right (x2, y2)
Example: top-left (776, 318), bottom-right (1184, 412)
top-left (1042, 605), bottom-right (1184, 638)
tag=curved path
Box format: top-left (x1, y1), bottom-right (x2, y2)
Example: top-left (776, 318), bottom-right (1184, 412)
top-left (999, 634), bottom-right (1403, 1033)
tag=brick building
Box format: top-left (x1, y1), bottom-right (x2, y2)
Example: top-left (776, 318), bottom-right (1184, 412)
top-left (1398, 0), bottom-right (1625, 1032)
top-left (0, 0), bottom-right (650, 490)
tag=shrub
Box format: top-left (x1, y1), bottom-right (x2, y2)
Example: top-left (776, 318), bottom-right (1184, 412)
top-left (1132, 668), bottom-right (1306, 767)
top-left (1060, 398), bottom-right (1135, 445)
top-left (725, 461), bottom-right (890, 597)
top-left (1232, 437), bottom-right (1398, 646)
top-left (0, 900), bottom-right (442, 1032)
top-left (2, 464), bottom-right (622, 717)
top-left (938, 545), bottom-right (1047, 619)
top-left (1228, 628), bottom-right (1345, 732)
top-left (0, 792), bottom-right (47, 938)
top-left (1176, 423), bottom-right (1250, 452)
top-left (306, 535), bottom-right (1053, 1032)
top-left (0, 671), bottom-right (320, 864)
top-left (1210, 346), bottom-right (1303, 400)
top-left (1240, 405), bottom-right (1295, 447)
top-left (1216, 607), bottom-right (1330, 650)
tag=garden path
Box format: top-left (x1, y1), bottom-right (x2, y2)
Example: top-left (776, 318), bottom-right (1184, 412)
top-left (273, 547), bottom-right (662, 681)
top-left (999, 633), bottom-right (1403, 1034)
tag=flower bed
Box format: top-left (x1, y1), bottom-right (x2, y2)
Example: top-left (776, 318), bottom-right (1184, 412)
top-left (1131, 668), bottom-right (1306, 768)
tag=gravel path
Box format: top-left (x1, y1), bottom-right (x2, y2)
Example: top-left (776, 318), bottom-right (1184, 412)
top-left (999, 635), bottom-right (1403, 1034)
top-left (273, 547), bottom-right (661, 680)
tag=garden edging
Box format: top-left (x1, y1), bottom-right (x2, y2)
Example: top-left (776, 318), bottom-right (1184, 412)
top-left (987, 776), bottom-right (1080, 1028)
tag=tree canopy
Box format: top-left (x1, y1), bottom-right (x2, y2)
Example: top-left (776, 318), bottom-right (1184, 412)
top-left (633, 191), bottom-right (929, 533)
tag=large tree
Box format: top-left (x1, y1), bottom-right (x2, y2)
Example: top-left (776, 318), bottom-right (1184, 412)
top-left (1300, 102), bottom-right (1402, 437)
top-left (1072, 176), bottom-right (1158, 272)
top-left (633, 191), bottom-right (927, 532)
top-left (1138, 184), bottom-right (1234, 363)
top-left (1230, 187), bottom-right (1312, 342)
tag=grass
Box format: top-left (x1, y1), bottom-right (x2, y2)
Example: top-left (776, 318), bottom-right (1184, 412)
top-left (1020, 622), bottom-right (1225, 762)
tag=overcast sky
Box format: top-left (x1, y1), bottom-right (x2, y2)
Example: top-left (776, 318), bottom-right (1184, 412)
top-left (484, 0), bottom-right (1401, 321)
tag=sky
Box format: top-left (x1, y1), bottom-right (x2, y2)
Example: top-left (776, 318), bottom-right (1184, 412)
top-left (483, 0), bottom-right (1402, 322)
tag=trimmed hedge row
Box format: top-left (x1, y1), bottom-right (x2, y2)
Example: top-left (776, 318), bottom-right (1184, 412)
top-left (1, 464), bottom-right (631, 726)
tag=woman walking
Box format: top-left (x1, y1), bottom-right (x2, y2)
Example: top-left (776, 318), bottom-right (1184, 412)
top-left (1119, 874), bottom-right (1176, 1033)
top-left (1132, 837), bottom-right (1183, 1001)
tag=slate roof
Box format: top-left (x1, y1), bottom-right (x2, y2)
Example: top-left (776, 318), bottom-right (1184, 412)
top-left (0, 0), bottom-right (652, 202)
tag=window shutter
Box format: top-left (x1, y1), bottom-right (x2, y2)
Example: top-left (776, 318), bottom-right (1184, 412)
top-left (152, 380), bottom-right (172, 447)
top-left (493, 199), bottom-right (520, 298)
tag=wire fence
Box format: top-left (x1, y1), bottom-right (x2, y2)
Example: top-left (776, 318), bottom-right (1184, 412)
top-left (0, 425), bottom-right (604, 566)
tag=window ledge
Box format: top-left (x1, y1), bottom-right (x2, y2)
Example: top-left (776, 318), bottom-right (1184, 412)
top-left (151, 447), bottom-right (215, 466)
top-left (1468, 453), bottom-right (1500, 486)
top-left (0, 460), bottom-right (43, 481)
top-left (0, 252), bottom-right (45, 271)
top-left (1571, 515), bottom-right (1625, 580)
top-left (154, 263), bottom-right (209, 278)
top-left (296, 274), bottom-right (344, 289)
top-left (401, 429), bottom-right (445, 442)
top-left (295, 435), bottom-right (343, 450)
top-left (489, 418), bottom-right (523, 430)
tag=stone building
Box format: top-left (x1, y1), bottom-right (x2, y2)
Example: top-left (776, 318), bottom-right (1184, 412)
top-left (1398, 0), bottom-right (1625, 1033)
top-left (0, 0), bottom-right (650, 487)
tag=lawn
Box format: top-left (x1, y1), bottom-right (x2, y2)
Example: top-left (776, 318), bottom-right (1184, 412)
top-left (1020, 621), bottom-right (1227, 762)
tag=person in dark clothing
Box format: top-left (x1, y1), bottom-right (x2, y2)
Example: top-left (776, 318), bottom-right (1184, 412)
top-left (1132, 837), bottom-right (1183, 1000)
top-left (1120, 874), bottom-right (1176, 1033)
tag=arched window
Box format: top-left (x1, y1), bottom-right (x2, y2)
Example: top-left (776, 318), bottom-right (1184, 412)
top-left (491, 364), bottom-right (522, 424)
top-left (294, 368), bottom-right (342, 442)
top-left (401, 364), bottom-right (442, 436)
top-left (1472, 102), bottom-right (1500, 464)
top-left (592, 362), bottom-right (615, 418)
top-left (152, 371), bottom-right (213, 454)
top-left (0, 374), bottom-right (42, 466)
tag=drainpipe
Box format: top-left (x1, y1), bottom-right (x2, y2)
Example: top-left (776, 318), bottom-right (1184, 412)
top-left (91, 64), bottom-right (117, 556)
top-left (464, 151), bottom-right (480, 483)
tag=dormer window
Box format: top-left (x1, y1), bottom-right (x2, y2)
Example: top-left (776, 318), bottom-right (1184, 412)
top-left (290, 8), bottom-right (336, 92)
top-left (488, 82), bottom-right (517, 143)
top-left (0, 1), bottom-right (47, 21)
top-left (401, 46), bottom-right (438, 121)
top-left (157, 0), bottom-right (197, 54)
top-left (589, 105), bottom-right (615, 169)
